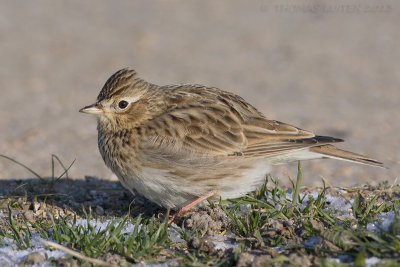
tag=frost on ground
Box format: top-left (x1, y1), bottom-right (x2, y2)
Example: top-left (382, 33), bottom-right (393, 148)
top-left (367, 211), bottom-right (400, 232)
top-left (326, 256), bottom-right (381, 267)
top-left (0, 233), bottom-right (65, 267)
top-left (0, 189), bottom-right (398, 266)
top-left (71, 217), bottom-right (141, 234)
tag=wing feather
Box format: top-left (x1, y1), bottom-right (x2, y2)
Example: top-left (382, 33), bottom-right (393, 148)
top-left (138, 85), bottom-right (341, 162)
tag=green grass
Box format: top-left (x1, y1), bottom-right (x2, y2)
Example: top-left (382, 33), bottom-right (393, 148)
top-left (48, 213), bottom-right (169, 262)
top-left (1, 204), bottom-right (170, 265)
top-left (1, 155), bottom-right (400, 266)
top-left (222, 165), bottom-right (400, 266)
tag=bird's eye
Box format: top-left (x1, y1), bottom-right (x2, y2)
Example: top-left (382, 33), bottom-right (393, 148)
top-left (118, 100), bottom-right (129, 109)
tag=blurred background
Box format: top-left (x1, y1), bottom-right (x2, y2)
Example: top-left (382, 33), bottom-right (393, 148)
top-left (0, 0), bottom-right (398, 187)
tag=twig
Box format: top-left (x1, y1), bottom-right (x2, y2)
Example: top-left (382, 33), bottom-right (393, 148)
top-left (42, 240), bottom-right (113, 266)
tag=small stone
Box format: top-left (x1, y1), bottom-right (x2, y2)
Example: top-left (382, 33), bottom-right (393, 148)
top-left (95, 205), bottom-right (104, 215)
top-left (270, 219), bottom-right (284, 231)
top-left (22, 204), bottom-right (30, 211)
top-left (56, 258), bottom-right (79, 267)
top-left (26, 252), bottom-right (44, 264)
top-left (253, 255), bottom-right (272, 266)
top-left (188, 237), bottom-right (215, 253)
top-left (23, 210), bottom-right (34, 221)
top-left (0, 199), bottom-right (9, 209)
top-left (32, 202), bottom-right (40, 212)
top-left (309, 219), bottom-right (324, 232)
top-left (105, 253), bottom-right (128, 266)
top-left (35, 210), bottom-right (43, 216)
top-left (289, 253), bottom-right (311, 267)
top-left (237, 252), bottom-right (255, 267)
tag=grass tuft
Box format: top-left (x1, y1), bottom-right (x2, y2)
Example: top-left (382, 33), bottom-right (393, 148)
top-left (1, 156), bottom-right (400, 265)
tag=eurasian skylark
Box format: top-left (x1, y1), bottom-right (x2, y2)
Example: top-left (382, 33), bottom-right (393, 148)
top-left (80, 68), bottom-right (383, 213)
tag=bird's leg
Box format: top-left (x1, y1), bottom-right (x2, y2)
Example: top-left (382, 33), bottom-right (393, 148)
top-left (168, 190), bottom-right (217, 224)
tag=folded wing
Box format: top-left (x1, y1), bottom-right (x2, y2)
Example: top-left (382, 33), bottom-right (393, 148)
top-left (139, 86), bottom-right (350, 163)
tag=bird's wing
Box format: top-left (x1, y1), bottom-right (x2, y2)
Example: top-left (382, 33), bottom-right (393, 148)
top-left (138, 85), bottom-right (342, 161)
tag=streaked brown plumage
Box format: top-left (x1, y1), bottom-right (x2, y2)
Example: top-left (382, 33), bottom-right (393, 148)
top-left (80, 68), bottom-right (383, 210)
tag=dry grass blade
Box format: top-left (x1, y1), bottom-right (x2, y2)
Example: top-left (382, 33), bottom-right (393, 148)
top-left (42, 240), bottom-right (113, 266)
top-left (0, 154), bottom-right (43, 181)
top-left (288, 161), bottom-right (302, 216)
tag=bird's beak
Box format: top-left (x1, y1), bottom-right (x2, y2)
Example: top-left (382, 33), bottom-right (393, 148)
top-left (79, 103), bottom-right (103, 115)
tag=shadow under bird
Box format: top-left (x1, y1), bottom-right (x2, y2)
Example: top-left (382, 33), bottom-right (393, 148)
top-left (80, 68), bottom-right (384, 217)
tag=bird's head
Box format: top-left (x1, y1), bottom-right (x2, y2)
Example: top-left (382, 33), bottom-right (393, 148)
top-left (80, 68), bottom-right (158, 129)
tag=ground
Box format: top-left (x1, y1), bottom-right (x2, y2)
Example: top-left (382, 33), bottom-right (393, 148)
top-left (1, 162), bottom-right (400, 266)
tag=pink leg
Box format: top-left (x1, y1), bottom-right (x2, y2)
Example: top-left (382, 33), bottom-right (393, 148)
top-left (168, 190), bottom-right (217, 224)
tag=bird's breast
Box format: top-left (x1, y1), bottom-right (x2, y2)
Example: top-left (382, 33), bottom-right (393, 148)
top-left (97, 126), bottom-right (140, 175)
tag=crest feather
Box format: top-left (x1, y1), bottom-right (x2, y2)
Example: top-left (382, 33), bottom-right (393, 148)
top-left (97, 68), bottom-right (139, 101)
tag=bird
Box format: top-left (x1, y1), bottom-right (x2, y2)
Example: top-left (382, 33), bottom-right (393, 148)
top-left (80, 68), bottom-right (383, 215)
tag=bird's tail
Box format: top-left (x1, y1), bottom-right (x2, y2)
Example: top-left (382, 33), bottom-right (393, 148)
top-left (309, 144), bottom-right (385, 168)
